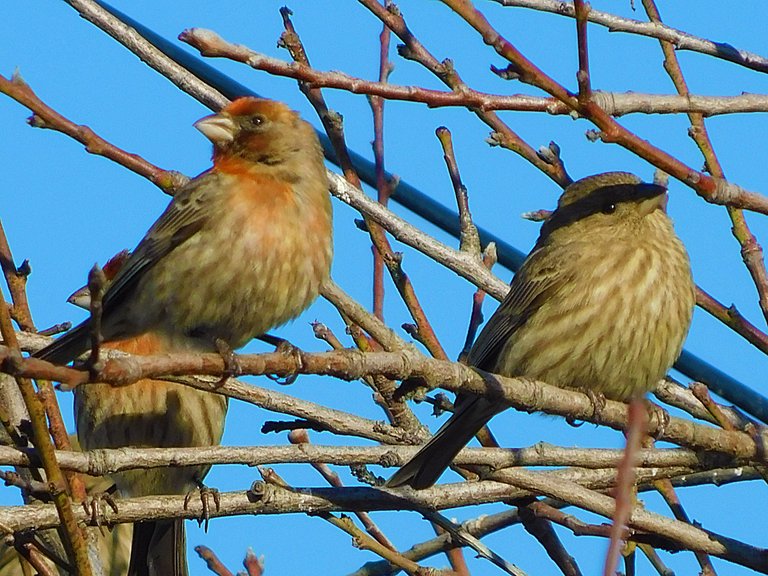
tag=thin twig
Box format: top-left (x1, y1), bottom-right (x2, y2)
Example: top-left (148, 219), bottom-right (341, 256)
top-left (491, 0), bottom-right (768, 75)
top-left (358, 0), bottom-right (570, 187)
top-left (288, 430), bottom-right (398, 552)
top-left (370, 9), bottom-right (395, 322)
top-left (259, 466), bottom-right (437, 576)
top-left (0, 302), bottom-right (91, 574)
top-left (696, 288), bottom-right (768, 355)
top-left (604, 400), bottom-right (646, 576)
top-left (423, 511), bottom-right (525, 576)
top-left (0, 72), bottom-right (187, 194)
top-left (573, 0), bottom-right (591, 102)
top-left (460, 244), bottom-right (497, 361)
top-left (435, 127), bottom-right (481, 255)
top-left (439, 0), bottom-right (768, 215)
top-left (177, 30), bottom-right (768, 115)
top-left (195, 545), bottom-right (235, 576)
top-left (277, 8), bottom-right (447, 363)
top-left (641, 0), bottom-right (768, 324)
top-left (516, 499), bottom-right (583, 576)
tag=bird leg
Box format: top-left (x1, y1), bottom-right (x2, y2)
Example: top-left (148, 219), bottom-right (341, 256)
top-left (214, 338), bottom-right (242, 386)
top-left (184, 477), bottom-right (221, 532)
top-left (622, 544), bottom-right (637, 575)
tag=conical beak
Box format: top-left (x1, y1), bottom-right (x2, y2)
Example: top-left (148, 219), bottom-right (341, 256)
top-left (194, 113), bottom-right (237, 145)
top-left (67, 285), bottom-right (91, 309)
top-left (635, 183), bottom-right (668, 216)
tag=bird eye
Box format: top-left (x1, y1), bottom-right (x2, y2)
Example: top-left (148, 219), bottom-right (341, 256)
top-left (247, 115), bottom-right (266, 129)
top-left (602, 202), bottom-right (617, 214)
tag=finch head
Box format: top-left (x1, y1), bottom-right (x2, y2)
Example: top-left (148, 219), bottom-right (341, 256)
top-left (540, 171), bottom-right (668, 240)
top-left (195, 98), bottom-right (320, 170)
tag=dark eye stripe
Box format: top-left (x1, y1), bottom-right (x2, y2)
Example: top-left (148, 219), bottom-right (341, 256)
top-left (540, 183), bottom-right (664, 235)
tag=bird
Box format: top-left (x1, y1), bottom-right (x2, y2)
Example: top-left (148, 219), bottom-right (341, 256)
top-left (386, 172), bottom-right (695, 489)
top-left (66, 251), bottom-right (225, 576)
top-left (35, 97), bottom-right (333, 575)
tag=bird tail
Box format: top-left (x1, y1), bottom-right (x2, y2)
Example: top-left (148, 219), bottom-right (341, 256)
top-left (128, 520), bottom-right (187, 576)
top-left (385, 396), bottom-right (500, 489)
top-left (33, 321), bottom-right (91, 365)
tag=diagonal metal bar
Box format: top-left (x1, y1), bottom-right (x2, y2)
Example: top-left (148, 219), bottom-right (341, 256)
top-left (72, 2), bottom-right (768, 425)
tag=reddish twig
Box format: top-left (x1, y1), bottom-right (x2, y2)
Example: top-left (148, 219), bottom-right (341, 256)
top-left (288, 430), bottom-right (397, 552)
top-left (438, 0), bottom-right (768, 215)
top-left (357, 0), bottom-right (571, 187)
top-left (0, 221), bottom-right (34, 332)
top-left (652, 476), bottom-right (717, 576)
top-left (14, 539), bottom-right (58, 576)
top-left (604, 400), bottom-right (647, 576)
top-left (370, 10), bottom-right (395, 322)
top-left (195, 545), bottom-right (235, 576)
top-left (461, 245), bottom-right (497, 361)
top-left (0, 72), bottom-right (187, 194)
top-left (0, 219), bottom-right (86, 503)
top-left (177, 30), bottom-right (768, 116)
top-left (640, 0), bottom-right (768, 324)
top-left (573, 0), bottom-right (591, 102)
top-left (435, 127), bottom-right (481, 255)
top-left (278, 7), bottom-right (447, 361)
top-left (696, 288), bottom-right (768, 355)
top-left (243, 549), bottom-right (265, 576)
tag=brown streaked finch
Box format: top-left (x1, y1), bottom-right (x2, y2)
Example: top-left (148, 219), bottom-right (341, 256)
top-left (35, 97), bottom-right (333, 575)
top-left (387, 172), bottom-right (695, 489)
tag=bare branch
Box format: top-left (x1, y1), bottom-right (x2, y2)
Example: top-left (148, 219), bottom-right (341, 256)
top-left (492, 0), bottom-right (768, 74)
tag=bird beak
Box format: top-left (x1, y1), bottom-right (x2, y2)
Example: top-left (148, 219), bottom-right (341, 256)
top-left (194, 113), bottom-right (237, 145)
top-left (635, 183), bottom-right (668, 216)
top-left (67, 285), bottom-right (91, 310)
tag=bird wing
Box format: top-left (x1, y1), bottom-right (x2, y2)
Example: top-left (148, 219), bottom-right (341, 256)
top-left (467, 242), bottom-right (569, 372)
top-left (101, 172), bottom-right (217, 313)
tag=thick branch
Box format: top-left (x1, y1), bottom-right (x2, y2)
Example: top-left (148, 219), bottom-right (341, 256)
top-left (3, 346), bottom-right (765, 462)
top-left (0, 444), bottom-right (716, 477)
top-left (0, 470), bottom-right (764, 571)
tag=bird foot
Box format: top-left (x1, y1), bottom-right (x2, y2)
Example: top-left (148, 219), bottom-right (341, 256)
top-left (81, 490), bottom-right (119, 529)
top-left (267, 338), bottom-right (303, 386)
top-left (184, 480), bottom-right (221, 532)
top-left (586, 389), bottom-right (607, 420)
top-left (644, 399), bottom-right (670, 438)
top-left (566, 390), bottom-right (607, 426)
top-left (214, 338), bottom-right (242, 387)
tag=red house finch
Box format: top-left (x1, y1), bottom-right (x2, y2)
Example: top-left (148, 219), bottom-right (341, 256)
top-left (387, 172), bottom-right (695, 489)
top-left (35, 97), bottom-right (333, 575)
top-left (67, 251), bottom-right (226, 576)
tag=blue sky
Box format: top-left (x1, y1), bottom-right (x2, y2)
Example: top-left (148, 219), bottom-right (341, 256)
top-left (2, 1), bottom-right (768, 574)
